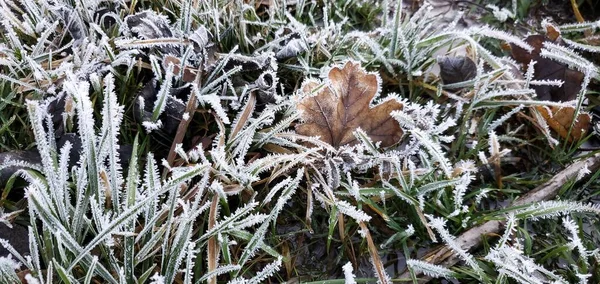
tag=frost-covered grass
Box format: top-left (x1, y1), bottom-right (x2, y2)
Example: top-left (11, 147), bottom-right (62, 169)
top-left (1, 0), bottom-right (600, 283)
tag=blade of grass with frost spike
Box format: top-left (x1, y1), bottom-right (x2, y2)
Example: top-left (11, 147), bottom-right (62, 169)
top-left (335, 200), bottom-right (371, 223)
top-left (237, 169), bottom-right (302, 269)
top-left (562, 37), bottom-right (600, 53)
top-left (472, 99), bottom-right (574, 110)
top-left (219, 234), bottom-right (233, 275)
top-left (84, 256), bottom-right (98, 284)
top-left (417, 179), bottom-right (462, 197)
top-left (569, 68), bottom-right (593, 146)
top-left (67, 79), bottom-right (100, 240)
top-left (354, 128), bottom-right (380, 155)
top-left (244, 256), bottom-right (283, 283)
top-left (149, 55), bottom-right (162, 80)
top-left (250, 148), bottom-right (319, 177)
top-left (326, 205), bottom-right (339, 252)
top-left (540, 42), bottom-right (596, 74)
top-left (558, 20), bottom-right (600, 32)
top-left (67, 164), bottom-right (209, 275)
top-left (180, 0), bottom-right (192, 34)
top-left (255, 112), bottom-right (302, 147)
top-left (426, 215), bottom-right (484, 279)
top-left (271, 168), bottom-right (302, 222)
top-left (262, 176), bottom-right (292, 206)
top-left (136, 225), bottom-right (167, 263)
top-left (476, 27), bottom-right (533, 53)
top-left (207, 195), bottom-right (219, 284)
top-left (235, 219), bottom-right (270, 274)
top-left (199, 201), bottom-right (259, 242)
top-left (124, 135), bottom-right (139, 283)
top-left (26, 101), bottom-right (60, 205)
top-left (406, 259), bottom-right (455, 279)
top-left (28, 227), bottom-right (44, 283)
top-left (54, 259), bottom-right (78, 283)
top-left (0, 73), bottom-right (43, 93)
top-left (199, 264), bottom-right (242, 283)
top-left (138, 263), bottom-right (157, 284)
top-left (229, 92), bottom-right (256, 144)
top-left (115, 37), bottom-right (189, 49)
top-left (0, 239), bottom-right (31, 271)
top-left (152, 63), bottom-right (174, 122)
top-left (56, 141), bottom-right (73, 223)
top-left (383, 180), bottom-right (435, 240)
top-left (473, 89), bottom-right (536, 106)
top-left (496, 214), bottom-right (517, 250)
top-left (138, 153), bottom-right (161, 269)
top-left (193, 66), bottom-right (243, 124)
top-left (98, 74), bottom-right (125, 213)
top-left (203, 46), bottom-right (239, 84)
top-left (163, 217), bottom-right (194, 283)
top-left (388, 0), bottom-right (402, 58)
top-left (228, 229), bottom-right (280, 258)
top-left (162, 163), bottom-right (210, 190)
top-left (160, 176), bottom-right (182, 275)
top-left (512, 200), bottom-right (600, 220)
top-left (231, 113), bottom-right (274, 165)
top-left (444, 68), bottom-right (506, 90)
top-left (28, 190), bottom-right (119, 283)
top-left (412, 129), bottom-right (452, 178)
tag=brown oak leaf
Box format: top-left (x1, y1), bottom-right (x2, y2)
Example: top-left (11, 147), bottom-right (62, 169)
top-left (296, 61), bottom-right (403, 148)
top-left (535, 106), bottom-right (591, 141)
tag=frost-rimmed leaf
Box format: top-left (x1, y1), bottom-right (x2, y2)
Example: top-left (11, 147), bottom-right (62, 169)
top-left (98, 74), bottom-right (125, 212)
top-left (296, 61), bottom-right (403, 148)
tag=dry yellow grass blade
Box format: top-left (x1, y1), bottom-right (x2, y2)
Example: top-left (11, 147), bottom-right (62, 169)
top-left (207, 195), bottom-right (219, 284)
top-left (230, 92), bottom-right (257, 140)
top-left (359, 221), bottom-right (389, 284)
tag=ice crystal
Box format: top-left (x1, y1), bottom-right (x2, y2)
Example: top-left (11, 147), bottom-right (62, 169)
top-left (407, 259), bottom-right (455, 278)
top-left (342, 262), bottom-right (357, 284)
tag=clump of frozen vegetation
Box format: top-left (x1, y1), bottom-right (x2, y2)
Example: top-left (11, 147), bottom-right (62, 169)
top-left (1, 0), bottom-right (600, 282)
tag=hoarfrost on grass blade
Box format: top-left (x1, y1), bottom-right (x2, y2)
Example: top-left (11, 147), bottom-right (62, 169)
top-left (199, 264), bottom-right (242, 282)
top-left (407, 259), bottom-right (455, 278)
top-left (342, 262), bottom-right (357, 284)
top-left (485, 245), bottom-right (568, 284)
top-left (427, 215), bottom-right (484, 279)
top-left (0, 255), bottom-right (21, 283)
top-left (514, 200), bottom-right (600, 220)
top-left (411, 129), bottom-right (452, 178)
top-left (562, 217), bottom-right (589, 258)
top-left (149, 272), bottom-right (166, 284)
top-left (335, 200), bottom-right (371, 222)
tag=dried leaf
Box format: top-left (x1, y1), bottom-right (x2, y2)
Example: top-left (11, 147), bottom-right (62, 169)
top-left (296, 61), bottom-right (403, 148)
top-left (163, 55), bottom-right (199, 83)
top-left (124, 11), bottom-right (173, 39)
top-left (510, 35), bottom-right (584, 102)
top-left (545, 24), bottom-right (561, 41)
top-left (510, 35), bottom-right (546, 66)
top-left (438, 56), bottom-right (477, 86)
top-left (511, 35), bottom-right (590, 141)
top-left (536, 106), bottom-right (591, 141)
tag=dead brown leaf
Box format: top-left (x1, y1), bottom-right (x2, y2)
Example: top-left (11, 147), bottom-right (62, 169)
top-left (438, 56), bottom-right (477, 87)
top-left (510, 34), bottom-right (591, 141)
top-left (296, 61), bottom-right (403, 148)
top-left (163, 55), bottom-right (200, 83)
top-left (536, 106), bottom-right (592, 141)
top-left (511, 35), bottom-right (584, 102)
